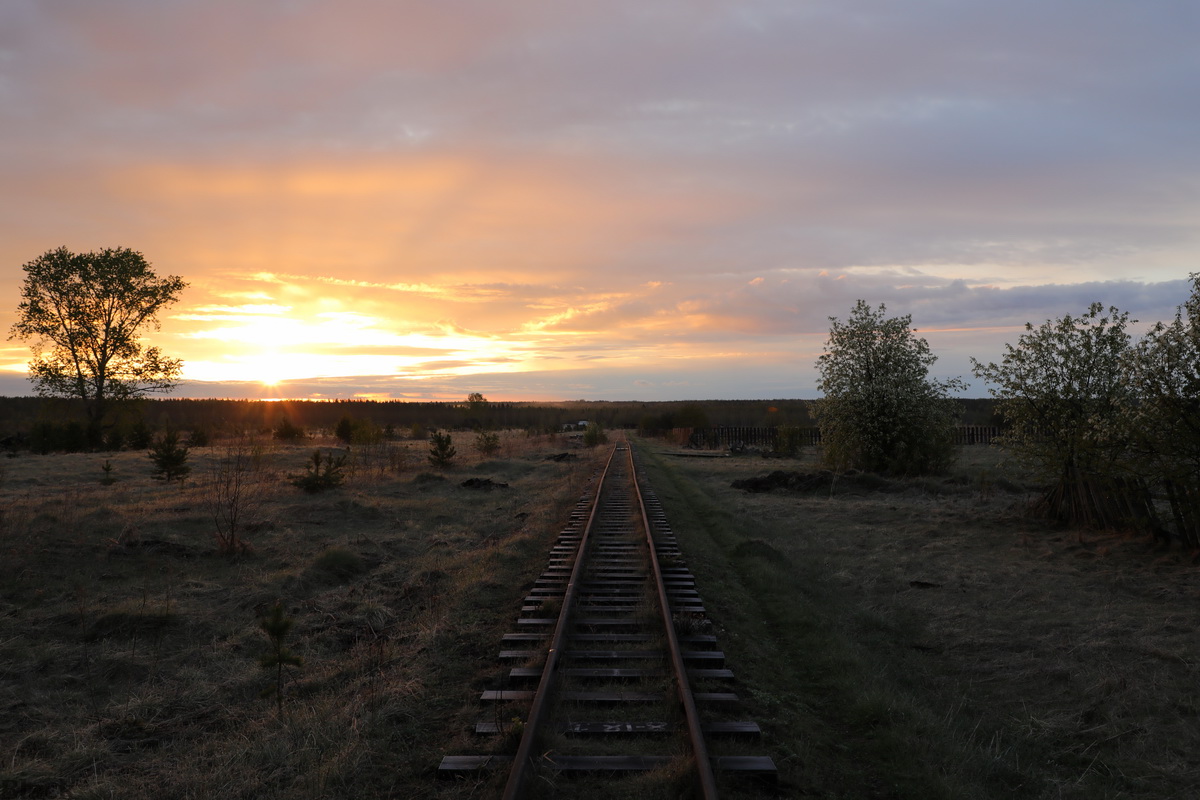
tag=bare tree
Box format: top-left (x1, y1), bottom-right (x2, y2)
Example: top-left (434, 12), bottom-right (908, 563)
top-left (205, 444), bottom-right (270, 554)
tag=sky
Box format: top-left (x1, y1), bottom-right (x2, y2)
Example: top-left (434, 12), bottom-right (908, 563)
top-left (1, 0), bottom-right (1198, 401)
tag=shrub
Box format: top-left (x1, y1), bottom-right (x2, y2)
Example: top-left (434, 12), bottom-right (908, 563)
top-left (290, 450), bottom-right (346, 493)
top-left (148, 429), bottom-right (190, 482)
top-left (187, 427), bottom-right (210, 447)
top-left (474, 430), bottom-right (501, 456)
top-left (103, 426), bottom-right (126, 452)
top-left (205, 445), bottom-right (268, 554)
top-left (310, 547), bottom-right (366, 583)
top-left (583, 422), bottom-right (608, 448)
top-left (773, 425), bottom-right (806, 457)
top-left (128, 418), bottom-right (155, 449)
top-left (273, 417), bottom-right (306, 442)
top-left (428, 430), bottom-right (456, 468)
top-left (334, 414), bottom-right (355, 444)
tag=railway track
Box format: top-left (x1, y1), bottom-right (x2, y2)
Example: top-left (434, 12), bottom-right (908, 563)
top-left (439, 441), bottom-right (776, 797)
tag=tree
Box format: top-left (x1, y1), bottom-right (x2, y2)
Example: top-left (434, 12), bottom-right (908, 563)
top-left (1125, 276), bottom-right (1200, 544)
top-left (148, 428), bottom-right (191, 482)
top-left (258, 602), bottom-right (303, 715)
top-left (971, 303), bottom-right (1138, 528)
top-left (205, 444), bottom-right (269, 554)
top-left (8, 247), bottom-right (187, 442)
top-left (428, 430), bottom-right (457, 468)
top-left (810, 300), bottom-right (963, 475)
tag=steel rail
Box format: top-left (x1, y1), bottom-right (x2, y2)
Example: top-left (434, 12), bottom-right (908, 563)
top-left (500, 444), bottom-right (619, 800)
top-left (629, 442), bottom-right (721, 800)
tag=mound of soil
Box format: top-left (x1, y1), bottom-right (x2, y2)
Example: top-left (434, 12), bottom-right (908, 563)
top-left (460, 477), bottom-right (509, 490)
top-left (731, 470), bottom-right (896, 494)
top-left (733, 470), bottom-right (835, 493)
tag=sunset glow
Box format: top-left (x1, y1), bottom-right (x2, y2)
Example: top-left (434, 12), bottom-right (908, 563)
top-left (2, 2), bottom-right (1197, 400)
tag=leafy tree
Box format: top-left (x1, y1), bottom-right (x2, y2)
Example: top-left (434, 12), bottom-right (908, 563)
top-left (810, 300), bottom-right (963, 475)
top-left (428, 430), bottom-right (457, 468)
top-left (466, 392), bottom-right (487, 410)
top-left (8, 247), bottom-right (187, 442)
top-left (148, 428), bottom-right (191, 482)
top-left (971, 303), bottom-right (1137, 527)
top-left (1125, 276), bottom-right (1200, 544)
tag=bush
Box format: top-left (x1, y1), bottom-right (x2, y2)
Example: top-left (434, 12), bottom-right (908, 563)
top-left (273, 417), bottom-right (306, 442)
top-left (583, 422), bottom-right (608, 448)
top-left (128, 418), bottom-right (155, 449)
top-left (474, 430), bottom-right (501, 456)
top-left (205, 445), bottom-right (268, 554)
top-left (334, 415), bottom-right (355, 444)
top-left (773, 426), bottom-right (806, 457)
top-left (290, 450), bottom-right (346, 493)
top-left (103, 427), bottom-right (126, 452)
top-left (310, 547), bottom-right (366, 583)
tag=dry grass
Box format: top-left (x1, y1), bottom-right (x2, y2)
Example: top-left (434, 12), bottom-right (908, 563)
top-left (0, 430), bottom-right (602, 799)
top-left (8, 431), bottom-right (1196, 798)
top-left (635, 439), bottom-right (1200, 799)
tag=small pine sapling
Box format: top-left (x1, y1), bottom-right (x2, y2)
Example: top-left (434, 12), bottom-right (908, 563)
top-left (290, 449), bottom-right (347, 493)
top-left (428, 430), bottom-right (457, 468)
top-left (258, 602), bottom-right (303, 714)
top-left (100, 459), bottom-right (117, 485)
top-left (148, 429), bottom-right (191, 482)
top-left (272, 417), bottom-right (306, 441)
top-left (474, 430), bottom-right (501, 456)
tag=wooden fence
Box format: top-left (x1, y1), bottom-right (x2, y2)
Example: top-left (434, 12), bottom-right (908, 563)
top-left (666, 425), bottom-right (1001, 450)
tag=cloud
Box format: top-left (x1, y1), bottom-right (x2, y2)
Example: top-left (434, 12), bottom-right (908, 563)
top-left (1, 1), bottom-right (1197, 400)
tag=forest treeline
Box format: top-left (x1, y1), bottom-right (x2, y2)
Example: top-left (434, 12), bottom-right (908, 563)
top-left (0, 395), bottom-right (1002, 451)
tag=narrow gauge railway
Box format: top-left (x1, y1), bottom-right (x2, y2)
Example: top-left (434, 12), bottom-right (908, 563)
top-left (440, 442), bottom-right (776, 797)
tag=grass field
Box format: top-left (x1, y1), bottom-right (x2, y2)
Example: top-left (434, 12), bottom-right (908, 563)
top-left (2, 434), bottom-right (1198, 798)
top-left (635, 440), bottom-right (1200, 799)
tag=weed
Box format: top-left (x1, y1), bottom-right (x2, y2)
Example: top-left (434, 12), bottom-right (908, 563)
top-left (310, 547), bottom-right (366, 583)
